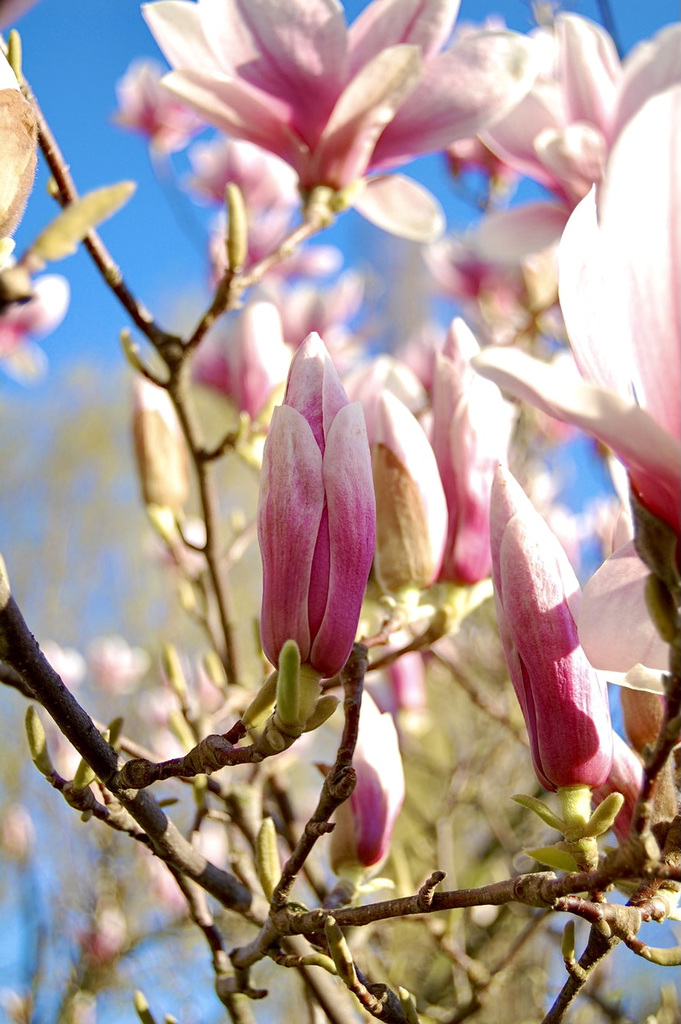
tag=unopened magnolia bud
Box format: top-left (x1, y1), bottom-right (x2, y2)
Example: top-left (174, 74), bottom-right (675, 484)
top-left (132, 377), bottom-right (189, 510)
top-left (0, 52), bottom-right (37, 237)
top-left (162, 644), bottom-right (188, 701)
top-left (303, 693), bottom-right (339, 732)
top-left (256, 816), bottom-right (280, 901)
top-left (620, 686), bottom-right (665, 754)
top-left (225, 182), bottom-right (247, 272)
top-left (72, 758), bottom-right (97, 792)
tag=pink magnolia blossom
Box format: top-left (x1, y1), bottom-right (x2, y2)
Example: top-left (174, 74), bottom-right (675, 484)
top-left (490, 466), bottom-right (613, 792)
top-left (142, 0), bottom-right (536, 234)
top-left (330, 691), bottom-right (405, 873)
top-left (475, 85), bottom-right (680, 676)
top-left (0, 273), bottom-right (69, 381)
top-left (257, 332), bottom-right (375, 678)
top-left (187, 135), bottom-right (299, 207)
top-left (193, 300), bottom-right (291, 419)
top-left (114, 58), bottom-right (204, 153)
top-left (369, 390), bottom-right (447, 594)
top-left (0, 0), bottom-right (40, 26)
top-left (87, 635), bottom-right (151, 694)
top-left (344, 353), bottom-right (427, 440)
top-left (432, 319), bottom-right (515, 584)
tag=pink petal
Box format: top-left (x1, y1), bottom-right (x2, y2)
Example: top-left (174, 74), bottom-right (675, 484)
top-left (557, 14), bottom-right (620, 131)
top-left (373, 30), bottom-right (537, 166)
top-left (348, 0), bottom-right (460, 72)
top-left (142, 1), bottom-right (218, 74)
top-left (612, 23), bottom-right (681, 144)
top-left (160, 70), bottom-right (304, 166)
top-left (257, 406), bottom-right (324, 666)
top-left (310, 403), bottom-right (376, 676)
top-left (199, 0), bottom-right (347, 144)
top-left (474, 201), bottom-right (568, 262)
top-left (353, 174), bottom-right (444, 241)
top-left (284, 333), bottom-right (349, 452)
top-left (578, 541), bottom-right (669, 673)
top-left (597, 86), bottom-right (681, 443)
top-left (310, 44), bottom-right (421, 187)
top-left (473, 346), bottom-right (681, 531)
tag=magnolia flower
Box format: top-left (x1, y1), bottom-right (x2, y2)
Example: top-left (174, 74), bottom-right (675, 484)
top-left (187, 135), bottom-right (299, 208)
top-left (143, 0), bottom-right (536, 236)
top-left (0, 273), bottom-right (70, 381)
top-left (490, 466), bottom-right (613, 792)
top-left (87, 635), bottom-right (151, 694)
top-left (193, 300), bottom-right (291, 419)
top-left (591, 732), bottom-right (644, 844)
top-left (114, 58), bottom-right (204, 153)
top-left (432, 319), bottom-right (515, 584)
top-left (369, 390), bottom-right (447, 594)
top-left (330, 691), bottom-right (405, 875)
top-left (257, 332), bottom-right (375, 678)
top-left (475, 85), bottom-right (680, 676)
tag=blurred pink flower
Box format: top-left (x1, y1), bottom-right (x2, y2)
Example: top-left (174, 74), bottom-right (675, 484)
top-left (40, 640), bottom-right (87, 690)
top-left (187, 135), bottom-right (299, 207)
top-left (258, 333), bottom-right (375, 677)
top-left (114, 58), bottom-right (204, 153)
top-left (0, 274), bottom-right (69, 381)
top-left (194, 300), bottom-right (291, 419)
top-left (87, 635), bottom-right (151, 694)
top-left (0, 0), bottom-right (40, 26)
top-left (1, 803), bottom-right (35, 860)
top-left (344, 353), bottom-right (427, 438)
top-left (432, 319), bottom-right (515, 584)
top-left (330, 691), bottom-right (405, 874)
top-left (143, 0), bottom-right (536, 233)
top-left (490, 466), bottom-right (613, 792)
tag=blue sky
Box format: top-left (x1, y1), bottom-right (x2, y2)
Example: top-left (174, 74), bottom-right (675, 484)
top-left (3, 0), bottom-right (678, 393)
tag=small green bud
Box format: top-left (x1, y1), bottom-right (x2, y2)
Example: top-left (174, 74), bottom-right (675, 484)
top-left (241, 672), bottom-right (277, 730)
top-left (168, 709), bottom-right (195, 752)
top-left (72, 758), bottom-right (96, 792)
top-left (512, 794), bottom-right (566, 833)
top-left (225, 183), bottom-right (248, 272)
top-left (133, 991), bottom-right (157, 1024)
top-left (202, 650), bottom-right (227, 692)
top-left (583, 792), bottom-right (625, 838)
top-left (7, 30), bottom-right (23, 81)
top-left (398, 987), bottom-right (420, 1024)
top-left (274, 639), bottom-right (301, 729)
top-left (162, 644), bottom-right (188, 702)
top-left (561, 920), bottom-right (576, 961)
top-left (526, 845), bottom-right (578, 872)
top-left (256, 816), bottom-right (280, 902)
top-left (25, 706), bottom-right (54, 777)
top-left (303, 694), bottom-right (340, 732)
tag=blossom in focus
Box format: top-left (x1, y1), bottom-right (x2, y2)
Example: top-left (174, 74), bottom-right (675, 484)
top-left (432, 319), bottom-right (515, 584)
top-left (193, 300), bottom-right (291, 419)
top-left (330, 691), bottom-right (405, 875)
top-left (257, 333), bottom-right (375, 678)
top-left (475, 85), bottom-right (681, 676)
top-left (0, 273), bottom-right (70, 381)
top-left (369, 390), bottom-right (447, 595)
top-left (114, 58), bottom-right (204, 153)
top-left (490, 466), bottom-right (613, 791)
top-left (142, 0), bottom-right (536, 235)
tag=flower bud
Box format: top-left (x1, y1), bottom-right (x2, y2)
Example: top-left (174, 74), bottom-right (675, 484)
top-left (432, 319), bottom-right (514, 584)
top-left (490, 466), bottom-right (613, 791)
top-left (370, 391), bottom-right (447, 595)
top-left (257, 333), bottom-right (375, 678)
top-left (592, 732), bottom-right (644, 844)
top-left (0, 52), bottom-right (37, 237)
top-left (330, 692), bottom-right (405, 876)
top-left (132, 377), bottom-right (189, 511)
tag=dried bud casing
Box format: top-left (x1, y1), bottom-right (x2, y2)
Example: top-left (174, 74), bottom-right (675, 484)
top-left (0, 80), bottom-right (37, 237)
top-left (132, 377), bottom-right (189, 510)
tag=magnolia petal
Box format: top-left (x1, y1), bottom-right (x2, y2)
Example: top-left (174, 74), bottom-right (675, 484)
top-left (160, 69), bottom-right (304, 167)
top-left (612, 23), bottom-right (681, 144)
top-left (557, 14), bottom-right (620, 129)
top-left (199, 0), bottom-right (347, 140)
top-left (598, 86), bottom-right (681, 443)
top-left (310, 402), bottom-right (375, 676)
top-left (311, 44), bottom-right (422, 187)
top-left (284, 332), bottom-right (348, 452)
top-left (142, 1), bottom-right (218, 74)
top-left (373, 30), bottom-right (538, 165)
top-left (474, 201), bottom-right (567, 262)
top-left (473, 346), bottom-right (681, 530)
top-left (348, 0), bottom-right (459, 72)
top-left (353, 174), bottom-right (445, 241)
top-left (579, 541), bottom-right (669, 673)
top-left (257, 406), bottom-right (325, 666)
